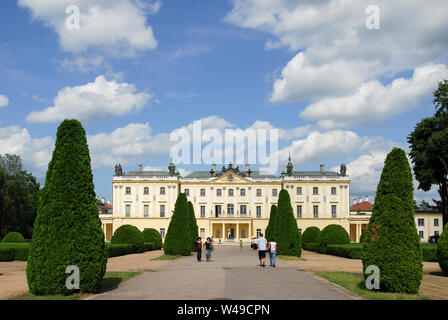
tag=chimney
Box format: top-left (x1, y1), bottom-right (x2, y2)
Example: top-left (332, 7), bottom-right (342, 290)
top-left (245, 164), bottom-right (250, 172)
top-left (212, 164), bottom-right (216, 172)
top-left (101, 197), bottom-right (105, 203)
top-left (353, 198), bottom-right (358, 205)
top-left (138, 164), bottom-right (142, 172)
top-left (320, 164), bottom-right (325, 173)
top-left (359, 197), bottom-right (363, 203)
top-left (107, 200), bottom-right (111, 205)
top-left (365, 196), bottom-right (369, 203)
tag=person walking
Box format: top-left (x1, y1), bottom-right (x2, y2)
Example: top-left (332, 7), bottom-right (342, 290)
top-left (268, 237), bottom-right (277, 267)
top-left (239, 239), bottom-right (243, 249)
top-left (257, 233), bottom-right (268, 267)
top-left (195, 237), bottom-right (203, 262)
top-left (204, 237), bottom-right (214, 262)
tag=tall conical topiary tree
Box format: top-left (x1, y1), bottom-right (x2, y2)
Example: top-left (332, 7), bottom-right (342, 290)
top-left (265, 205), bottom-right (278, 241)
top-left (187, 201), bottom-right (198, 252)
top-left (26, 119), bottom-right (107, 295)
top-left (275, 189), bottom-right (301, 256)
top-left (362, 147), bottom-right (423, 294)
top-left (164, 193), bottom-right (192, 256)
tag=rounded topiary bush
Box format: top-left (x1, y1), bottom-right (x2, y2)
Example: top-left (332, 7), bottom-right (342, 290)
top-left (318, 224), bottom-right (350, 253)
top-left (359, 229), bottom-right (367, 243)
top-left (142, 228), bottom-right (162, 250)
top-left (437, 224), bottom-right (448, 275)
top-left (111, 225), bottom-right (144, 253)
top-left (302, 227), bottom-right (320, 244)
top-left (2, 232), bottom-right (25, 243)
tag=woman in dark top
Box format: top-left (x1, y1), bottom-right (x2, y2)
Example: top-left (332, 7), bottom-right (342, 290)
top-left (195, 237), bottom-right (203, 261)
top-left (204, 237), bottom-right (213, 262)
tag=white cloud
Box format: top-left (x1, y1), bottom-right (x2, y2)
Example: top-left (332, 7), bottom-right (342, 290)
top-left (18, 0), bottom-right (158, 57)
top-left (0, 94), bottom-right (9, 107)
top-left (300, 64), bottom-right (448, 129)
top-left (26, 75), bottom-right (152, 123)
top-left (0, 126), bottom-right (53, 177)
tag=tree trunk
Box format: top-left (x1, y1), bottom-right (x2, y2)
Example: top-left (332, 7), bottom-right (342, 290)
top-left (440, 180), bottom-right (448, 229)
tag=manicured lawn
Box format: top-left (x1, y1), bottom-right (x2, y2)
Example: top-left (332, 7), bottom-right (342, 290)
top-left (18, 271), bottom-right (141, 300)
top-left (315, 271), bottom-right (429, 300)
top-left (277, 255), bottom-right (307, 261)
top-left (151, 254), bottom-right (181, 260)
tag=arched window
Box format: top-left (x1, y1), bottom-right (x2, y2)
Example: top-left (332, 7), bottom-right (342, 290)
top-left (256, 189), bottom-right (262, 197)
top-left (160, 187), bottom-right (165, 195)
top-left (313, 187), bottom-right (318, 195)
top-left (240, 188), bottom-right (246, 196)
top-left (297, 187), bottom-right (302, 195)
top-left (144, 187), bottom-right (149, 195)
top-left (217, 189), bottom-right (222, 196)
top-left (272, 189), bottom-right (278, 196)
top-left (184, 189), bottom-right (189, 196)
top-left (331, 187), bottom-right (337, 195)
top-left (228, 189), bottom-right (234, 196)
top-left (200, 189), bottom-right (206, 196)
top-left (125, 187), bottom-right (131, 195)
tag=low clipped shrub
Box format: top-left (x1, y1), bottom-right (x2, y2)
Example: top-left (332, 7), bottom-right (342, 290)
top-left (142, 228), bottom-right (162, 250)
top-left (326, 244), bottom-right (362, 259)
top-left (302, 242), bottom-right (320, 252)
top-left (0, 247), bottom-right (15, 261)
top-left (302, 227), bottom-right (320, 244)
top-left (421, 244), bottom-right (437, 262)
top-left (359, 230), bottom-right (367, 243)
top-left (438, 225), bottom-right (448, 275)
top-left (318, 224), bottom-right (350, 253)
top-left (144, 242), bottom-right (156, 252)
top-left (106, 243), bottom-right (133, 258)
top-left (111, 225), bottom-right (145, 253)
top-left (2, 232), bottom-right (25, 243)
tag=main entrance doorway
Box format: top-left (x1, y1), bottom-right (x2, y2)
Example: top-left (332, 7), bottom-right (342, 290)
top-left (227, 228), bottom-right (235, 241)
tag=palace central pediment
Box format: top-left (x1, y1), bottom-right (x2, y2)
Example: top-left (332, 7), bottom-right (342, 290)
top-left (210, 172), bottom-right (252, 184)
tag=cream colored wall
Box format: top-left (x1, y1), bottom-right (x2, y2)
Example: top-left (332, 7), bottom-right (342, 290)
top-left (415, 213), bottom-right (443, 242)
top-left (106, 175), bottom-right (352, 241)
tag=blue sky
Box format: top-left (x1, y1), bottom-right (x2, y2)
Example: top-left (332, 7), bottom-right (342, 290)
top-left (0, 0), bottom-right (447, 203)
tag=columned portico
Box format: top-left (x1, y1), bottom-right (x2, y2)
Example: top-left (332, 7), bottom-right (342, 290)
top-left (212, 221), bottom-right (251, 241)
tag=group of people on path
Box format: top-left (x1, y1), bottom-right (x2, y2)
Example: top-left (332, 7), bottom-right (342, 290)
top-left (195, 237), bottom-right (214, 262)
top-left (256, 233), bottom-right (277, 267)
top-left (194, 233), bottom-right (277, 267)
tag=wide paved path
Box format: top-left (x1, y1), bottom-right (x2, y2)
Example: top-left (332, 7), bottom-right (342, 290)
top-left (90, 245), bottom-right (358, 300)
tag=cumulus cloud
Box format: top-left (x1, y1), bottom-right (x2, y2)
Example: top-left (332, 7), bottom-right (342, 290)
top-left (0, 126), bottom-right (53, 177)
top-left (300, 64), bottom-right (448, 129)
top-left (0, 95), bottom-right (9, 107)
top-left (18, 0), bottom-right (158, 57)
top-left (26, 75), bottom-right (152, 123)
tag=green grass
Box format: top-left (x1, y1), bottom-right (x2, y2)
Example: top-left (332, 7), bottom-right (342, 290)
top-left (17, 271), bottom-right (141, 300)
top-left (278, 255), bottom-right (307, 261)
top-left (151, 254), bottom-right (181, 260)
top-left (315, 271), bottom-right (429, 300)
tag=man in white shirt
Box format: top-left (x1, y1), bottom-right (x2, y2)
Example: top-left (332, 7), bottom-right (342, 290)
top-left (257, 233), bottom-right (268, 267)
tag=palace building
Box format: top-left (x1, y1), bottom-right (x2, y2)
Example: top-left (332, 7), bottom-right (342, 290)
top-left (101, 157), bottom-right (352, 242)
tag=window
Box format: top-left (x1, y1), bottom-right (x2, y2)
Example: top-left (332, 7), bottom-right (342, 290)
top-left (418, 218), bottom-right (425, 226)
top-left (144, 205), bottom-right (149, 217)
top-left (160, 228), bottom-right (166, 239)
top-left (184, 189), bottom-right (189, 196)
top-left (419, 231), bottom-right (424, 239)
top-left (200, 228), bottom-right (205, 238)
top-left (125, 187), bottom-right (131, 195)
top-left (228, 189), bottom-right (234, 196)
top-left (435, 231), bottom-right (440, 237)
top-left (160, 205), bottom-right (165, 217)
top-left (331, 205), bottom-right (337, 218)
top-left (272, 189), bottom-right (278, 196)
top-left (256, 206), bottom-right (261, 218)
top-left (240, 205), bottom-right (247, 216)
top-left (297, 205), bottom-right (302, 218)
top-left (331, 187), bottom-right (337, 195)
top-left (240, 188), bottom-right (246, 196)
top-left (434, 218), bottom-right (439, 227)
top-left (144, 187), bottom-right (149, 195)
top-left (256, 229), bottom-right (262, 238)
top-left (227, 204), bottom-right (234, 216)
top-left (215, 205), bottom-right (222, 217)
top-left (125, 204), bottom-right (131, 217)
top-left (160, 187), bottom-right (165, 195)
top-left (313, 187), bottom-right (318, 195)
top-left (296, 187), bottom-right (302, 195)
top-left (313, 205), bottom-right (319, 218)
top-left (200, 206), bottom-right (205, 218)
top-left (217, 189), bottom-right (222, 196)
top-left (256, 189), bottom-right (262, 197)
top-left (200, 188), bottom-right (206, 196)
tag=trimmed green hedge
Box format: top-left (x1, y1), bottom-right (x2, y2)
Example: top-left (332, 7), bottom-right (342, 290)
top-left (302, 242), bottom-right (320, 252)
top-left (0, 243), bottom-right (30, 261)
top-left (326, 244), bottom-right (362, 259)
top-left (421, 243), bottom-right (437, 262)
top-left (105, 242), bottom-right (157, 258)
top-left (111, 225), bottom-right (145, 253)
top-left (0, 247), bottom-right (15, 261)
top-left (302, 227), bottom-right (320, 244)
top-left (142, 229), bottom-right (162, 250)
top-left (318, 224), bottom-right (350, 253)
top-left (1, 232), bottom-right (26, 243)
